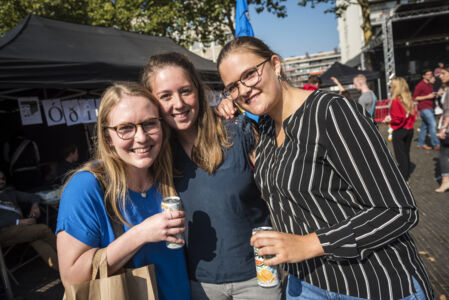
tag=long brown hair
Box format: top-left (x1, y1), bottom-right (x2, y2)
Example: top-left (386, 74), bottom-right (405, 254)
top-left (141, 52), bottom-right (231, 174)
top-left (67, 82), bottom-right (176, 226)
top-left (391, 77), bottom-right (415, 115)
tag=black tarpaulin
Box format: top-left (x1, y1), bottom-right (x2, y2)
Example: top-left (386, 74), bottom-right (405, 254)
top-left (0, 14), bottom-right (221, 89)
top-left (320, 62), bottom-right (379, 88)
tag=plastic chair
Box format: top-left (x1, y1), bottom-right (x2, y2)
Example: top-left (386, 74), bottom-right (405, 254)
top-left (0, 244), bottom-right (14, 300)
top-left (0, 243), bottom-right (40, 300)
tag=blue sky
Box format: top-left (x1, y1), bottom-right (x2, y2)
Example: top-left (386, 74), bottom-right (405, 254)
top-left (248, 1), bottom-right (339, 58)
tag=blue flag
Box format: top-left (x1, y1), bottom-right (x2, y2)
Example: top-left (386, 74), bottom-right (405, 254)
top-left (235, 0), bottom-right (254, 38)
top-left (235, 0), bottom-right (259, 122)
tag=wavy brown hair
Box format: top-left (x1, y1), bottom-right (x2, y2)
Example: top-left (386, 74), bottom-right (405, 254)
top-left (141, 52), bottom-right (231, 174)
top-left (391, 77), bottom-right (415, 116)
top-left (67, 82), bottom-right (176, 226)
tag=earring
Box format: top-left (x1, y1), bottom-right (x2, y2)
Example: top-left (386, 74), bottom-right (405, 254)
top-left (278, 74), bottom-right (283, 82)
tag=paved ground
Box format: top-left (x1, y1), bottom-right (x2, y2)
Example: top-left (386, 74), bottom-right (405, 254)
top-left (1, 124), bottom-right (448, 300)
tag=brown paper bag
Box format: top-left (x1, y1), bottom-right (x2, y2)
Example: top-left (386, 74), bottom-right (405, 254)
top-left (64, 248), bottom-right (158, 300)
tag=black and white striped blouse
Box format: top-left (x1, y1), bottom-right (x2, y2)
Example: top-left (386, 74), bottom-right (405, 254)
top-left (254, 90), bottom-right (433, 300)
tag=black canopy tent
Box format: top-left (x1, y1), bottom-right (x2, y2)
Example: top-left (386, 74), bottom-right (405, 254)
top-left (0, 14), bottom-right (221, 94)
top-left (0, 15), bottom-right (221, 188)
top-left (320, 62), bottom-right (379, 88)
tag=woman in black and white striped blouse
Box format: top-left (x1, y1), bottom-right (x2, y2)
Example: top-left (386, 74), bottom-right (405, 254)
top-left (216, 37), bottom-right (433, 300)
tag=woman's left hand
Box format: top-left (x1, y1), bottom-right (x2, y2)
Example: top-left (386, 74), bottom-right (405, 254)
top-left (250, 231), bottom-right (324, 266)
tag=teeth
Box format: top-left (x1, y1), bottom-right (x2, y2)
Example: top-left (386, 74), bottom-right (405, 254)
top-left (174, 111), bottom-right (188, 117)
top-left (134, 148), bottom-right (150, 153)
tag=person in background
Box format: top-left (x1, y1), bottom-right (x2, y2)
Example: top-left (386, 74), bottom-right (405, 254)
top-left (55, 144), bottom-right (80, 185)
top-left (302, 75), bottom-right (321, 91)
top-left (436, 65), bottom-right (449, 193)
top-left (56, 82), bottom-right (190, 300)
top-left (388, 77), bottom-right (416, 184)
top-left (414, 69), bottom-right (440, 150)
top-left (433, 64), bottom-right (444, 125)
top-left (434, 62), bottom-right (444, 79)
top-left (330, 76), bottom-right (352, 100)
top-left (0, 170), bottom-right (58, 271)
top-left (142, 52), bottom-right (279, 300)
top-left (353, 74), bottom-right (377, 115)
top-left (217, 36), bottom-right (433, 300)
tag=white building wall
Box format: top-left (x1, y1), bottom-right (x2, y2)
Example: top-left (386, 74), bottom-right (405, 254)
top-left (189, 41), bottom-right (223, 63)
top-left (337, 0), bottom-right (364, 64)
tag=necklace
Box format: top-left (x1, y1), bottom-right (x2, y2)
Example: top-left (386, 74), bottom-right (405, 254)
top-left (131, 176), bottom-right (153, 198)
top-left (137, 184), bottom-right (150, 198)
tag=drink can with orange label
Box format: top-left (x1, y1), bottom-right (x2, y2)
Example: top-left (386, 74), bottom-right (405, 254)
top-left (161, 196), bottom-right (184, 249)
top-left (252, 226), bottom-right (280, 288)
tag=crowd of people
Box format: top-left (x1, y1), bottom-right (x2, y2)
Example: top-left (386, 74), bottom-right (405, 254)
top-left (2, 36), bottom-right (448, 300)
top-left (325, 64), bottom-right (448, 192)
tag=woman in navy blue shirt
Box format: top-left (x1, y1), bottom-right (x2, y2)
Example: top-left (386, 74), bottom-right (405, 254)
top-left (142, 53), bottom-right (281, 300)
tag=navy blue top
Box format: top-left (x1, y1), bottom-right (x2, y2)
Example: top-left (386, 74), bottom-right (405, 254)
top-left (173, 115), bottom-right (270, 283)
top-left (57, 171), bottom-right (190, 300)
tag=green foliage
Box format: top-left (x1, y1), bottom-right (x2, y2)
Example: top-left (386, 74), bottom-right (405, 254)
top-left (0, 0), bottom-right (287, 47)
top-left (297, 0), bottom-right (351, 18)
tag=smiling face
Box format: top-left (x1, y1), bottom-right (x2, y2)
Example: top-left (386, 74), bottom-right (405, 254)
top-left (149, 66), bottom-right (199, 133)
top-left (107, 94), bottom-right (163, 175)
top-left (440, 69), bottom-right (449, 84)
top-left (218, 50), bottom-right (282, 116)
top-left (422, 71), bottom-right (434, 83)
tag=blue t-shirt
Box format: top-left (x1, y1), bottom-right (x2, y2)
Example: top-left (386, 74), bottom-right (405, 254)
top-left (174, 115), bottom-right (270, 283)
top-left (56, 171), bottom-right (190, 300)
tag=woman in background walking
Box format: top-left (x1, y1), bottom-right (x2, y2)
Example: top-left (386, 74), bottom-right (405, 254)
top-left (389, 77), bottom-right (416, 183)
top-left (436, 66), bottom-right (449, 192)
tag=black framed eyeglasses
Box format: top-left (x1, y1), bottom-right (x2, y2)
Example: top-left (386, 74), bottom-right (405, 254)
top-left (222, 58), bottom-right (270, 100)
top-left (105, 118), bottom-right (162, 140)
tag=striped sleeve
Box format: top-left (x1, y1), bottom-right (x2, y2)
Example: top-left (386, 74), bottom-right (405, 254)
top-left (316, 97), bottom-right (418, 260)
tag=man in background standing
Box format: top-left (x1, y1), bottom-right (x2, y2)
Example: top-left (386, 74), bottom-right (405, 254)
top-left (414, 69), bottom-right (440, 150)
top-left (353, 74), bottom-right (377, 115)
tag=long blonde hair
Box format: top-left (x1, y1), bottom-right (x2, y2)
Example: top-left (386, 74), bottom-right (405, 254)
top-left (391, 77), bottom-right (415, 115)
top-left (141, 52), bottom-right (231, 174)
top-left (68, 82), bottom-right (176, 226)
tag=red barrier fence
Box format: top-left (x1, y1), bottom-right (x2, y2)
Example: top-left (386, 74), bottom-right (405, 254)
top-left (374, 99), bottom-right (418, 123)
top-left (374, 99), bottom-right (391, 123)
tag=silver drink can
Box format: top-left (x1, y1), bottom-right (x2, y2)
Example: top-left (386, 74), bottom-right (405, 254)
top-left (252, 226), bottom-right (280, 287)
top-left (161, 196), bottom-right (184, 249)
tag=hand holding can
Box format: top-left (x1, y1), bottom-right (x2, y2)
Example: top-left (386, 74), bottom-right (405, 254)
top-left (161, 196), bottom-right (185, 249)
top-left (252, 226), bottom-right (280, 288)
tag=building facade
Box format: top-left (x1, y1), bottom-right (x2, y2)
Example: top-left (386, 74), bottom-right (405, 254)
top-left (282, 51), bottom-right (341, 87)
top-left (337, 0), bottom-right (410, 65)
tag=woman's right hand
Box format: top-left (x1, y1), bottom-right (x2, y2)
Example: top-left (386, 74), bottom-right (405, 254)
top-left (213, 98), bottom-right (237, 119)
top-left (139, 211), bottom-right (187, 244)
top-left (439, 128), bottom-right (447, 140)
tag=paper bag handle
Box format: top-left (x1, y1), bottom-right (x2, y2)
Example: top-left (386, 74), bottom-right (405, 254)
top-left (91, 248), bottom-right (108, 280)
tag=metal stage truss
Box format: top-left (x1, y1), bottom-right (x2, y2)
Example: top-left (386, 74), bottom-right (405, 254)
top-left (361, 3), bottom-right (449, 98)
